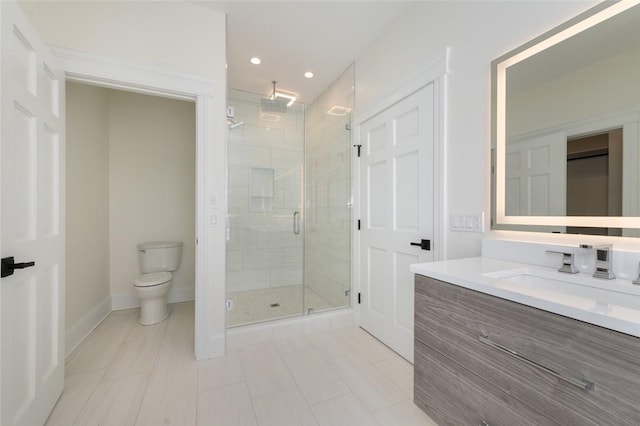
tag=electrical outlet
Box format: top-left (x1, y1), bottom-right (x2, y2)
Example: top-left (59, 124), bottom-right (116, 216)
top-left (450, 212), bottom-right (485, 232)
top-left (226, 298), bottom-right (234, 311)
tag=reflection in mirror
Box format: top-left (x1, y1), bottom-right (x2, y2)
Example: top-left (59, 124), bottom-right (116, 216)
top-left (492, 1), bottom-right (640, 234)
top-left (566, 129), bottom-right (622, 236)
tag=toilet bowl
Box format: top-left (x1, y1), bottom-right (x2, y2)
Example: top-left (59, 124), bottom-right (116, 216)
top-left (132, 241), bottom-right (183, 325)
top-left (133, 272), bottom-right (173, 325)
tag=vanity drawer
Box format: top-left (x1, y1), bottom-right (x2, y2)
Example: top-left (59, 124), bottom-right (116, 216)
top-left (415, 274), bottom-right (640, 425)
top-left (414, 339), bottom-right (553, 426)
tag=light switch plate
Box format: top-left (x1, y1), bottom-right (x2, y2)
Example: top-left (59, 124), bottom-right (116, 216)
top-left (450, 212), bottom-right (485, 232)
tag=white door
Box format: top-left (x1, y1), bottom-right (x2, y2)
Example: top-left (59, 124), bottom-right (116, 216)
top-left (1, 2), bottom-right (65, 425)
top-left (505, 131), bottom-right (566, 216)
top-left (359, 84), bottom-right (434, 363)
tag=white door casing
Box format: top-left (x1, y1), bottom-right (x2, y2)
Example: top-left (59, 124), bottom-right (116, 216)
top-left (48, 47), bottom-right (222, 361)
top-left (358, 84), bottom-right (435, 363)
top-left (1, 2), bottom-right (65, 425)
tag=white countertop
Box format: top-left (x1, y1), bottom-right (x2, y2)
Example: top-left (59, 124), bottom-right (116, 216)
top-left (411, 257), bottom-right (640, 338)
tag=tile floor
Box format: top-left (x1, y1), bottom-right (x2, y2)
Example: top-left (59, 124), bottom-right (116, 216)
top-left (226, 285), bottom-right (340, 327)
top-left (47, 302), bottom-right (437, 426)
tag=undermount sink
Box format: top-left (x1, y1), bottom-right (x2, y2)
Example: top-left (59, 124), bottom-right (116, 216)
top-left (482, 268), bottom-right (640, 311)
top-left (410, 256), bottom-right (640, 338)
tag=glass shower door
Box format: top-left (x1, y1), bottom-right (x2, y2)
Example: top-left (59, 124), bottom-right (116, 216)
top-left (226, 88), bottom-right (305, 327)
top-left (304, 66), bottom-right (354, 313)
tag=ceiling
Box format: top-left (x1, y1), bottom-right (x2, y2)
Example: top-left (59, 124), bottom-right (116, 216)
top-left (193, 1), bottom-right (412, 104)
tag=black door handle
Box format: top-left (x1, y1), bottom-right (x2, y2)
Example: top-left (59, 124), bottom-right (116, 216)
top-left (410, 239), bottom-right (431, 251)
top-left (1, 257), bottom-right (36, 278)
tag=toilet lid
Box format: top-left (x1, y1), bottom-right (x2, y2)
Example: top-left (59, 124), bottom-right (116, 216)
top-left (134, 272), bottom-right (172, 287)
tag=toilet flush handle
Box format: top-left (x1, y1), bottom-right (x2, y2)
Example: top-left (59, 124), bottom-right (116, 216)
top-left (138, 249), bottom-right (146, 254)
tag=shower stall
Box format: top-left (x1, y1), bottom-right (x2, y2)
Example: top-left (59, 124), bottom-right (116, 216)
top-left (226, 68), bottom-right (354, 327)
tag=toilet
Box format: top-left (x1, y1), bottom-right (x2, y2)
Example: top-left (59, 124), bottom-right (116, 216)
top-left (133, 241), bottom-right (183, 325)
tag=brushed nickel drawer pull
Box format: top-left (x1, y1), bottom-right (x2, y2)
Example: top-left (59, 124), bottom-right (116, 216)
top-left (479, 334), bottom-right (595, 391)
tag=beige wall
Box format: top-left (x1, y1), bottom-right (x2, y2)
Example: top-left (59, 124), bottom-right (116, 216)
top-left (108, 90), bottom-right (195, 307)
top-left (66, 82), bottom-right (111, 329)
top-left (66, 83), bottom-right (196, 315)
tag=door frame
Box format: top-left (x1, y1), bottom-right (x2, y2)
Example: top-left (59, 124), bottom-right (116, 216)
top-left (51, 46), bottom-right (226, 360)
top-left (351, 50), bottom-right (448, 320)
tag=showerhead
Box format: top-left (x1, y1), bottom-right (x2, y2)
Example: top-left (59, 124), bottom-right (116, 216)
top-left (260, 81), bottom-right (295, 113)
top-left (260, 97), bottom-right (288, 113)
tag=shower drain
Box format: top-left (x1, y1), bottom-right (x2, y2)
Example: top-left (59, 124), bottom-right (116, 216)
top-left (269, 303), bottom-right (280, 308)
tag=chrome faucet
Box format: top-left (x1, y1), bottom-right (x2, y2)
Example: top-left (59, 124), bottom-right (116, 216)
top-left (546, 250), bottom-right (579, 274)
top-left (580, 244), bottom-right (615, 280)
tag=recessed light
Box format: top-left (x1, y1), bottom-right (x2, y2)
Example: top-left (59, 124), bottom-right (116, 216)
top-left (304, 71), bottom-right (314, 79)
top-left (327, 105), bottom-right (352, 116)
top-left (250, 57), bottom-right (261, 65)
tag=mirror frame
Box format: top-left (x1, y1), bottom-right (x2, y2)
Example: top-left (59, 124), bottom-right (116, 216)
top-left (491, 0), bottom-right (640, 230)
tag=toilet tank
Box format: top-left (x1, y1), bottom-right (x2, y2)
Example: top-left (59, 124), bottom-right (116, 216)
top-left (138, 241), bottom-right (183, 273)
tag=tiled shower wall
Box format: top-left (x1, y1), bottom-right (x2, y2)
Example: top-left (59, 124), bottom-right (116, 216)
top-left (226, 89), bottom-right (304, 293)
top-left (305, 65), bottom-right (354, 310)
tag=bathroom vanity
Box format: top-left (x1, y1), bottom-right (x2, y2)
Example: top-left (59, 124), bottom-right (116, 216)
top-left (411, 257), bottom-right (640, 425)
top-left (423, 1), bottom-right (640, 422)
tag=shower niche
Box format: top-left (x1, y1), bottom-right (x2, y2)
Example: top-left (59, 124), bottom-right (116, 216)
top-left (226, 67), bottom-right (354, 327)
top-left (249, 167), bottom-right (274, 212)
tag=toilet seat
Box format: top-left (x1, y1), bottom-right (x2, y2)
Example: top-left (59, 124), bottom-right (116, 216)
top-left (134, 271), bottom-right (172, 288)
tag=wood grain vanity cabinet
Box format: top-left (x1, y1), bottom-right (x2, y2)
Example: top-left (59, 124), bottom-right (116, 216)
top-left (414, 274), bottom-right (640, 425)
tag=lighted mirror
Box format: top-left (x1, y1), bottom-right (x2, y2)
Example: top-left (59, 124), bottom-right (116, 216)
top-left (491, 1), bottom-right (640, 235)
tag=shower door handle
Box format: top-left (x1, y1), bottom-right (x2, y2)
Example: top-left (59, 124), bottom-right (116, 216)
top-left (293, 211), bottom-right (300, 235)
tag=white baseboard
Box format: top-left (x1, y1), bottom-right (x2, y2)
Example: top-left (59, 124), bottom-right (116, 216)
top-left (65, 296), bottom-right (111, 359)
top-left (111, 286), bottom-right (195, 311)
